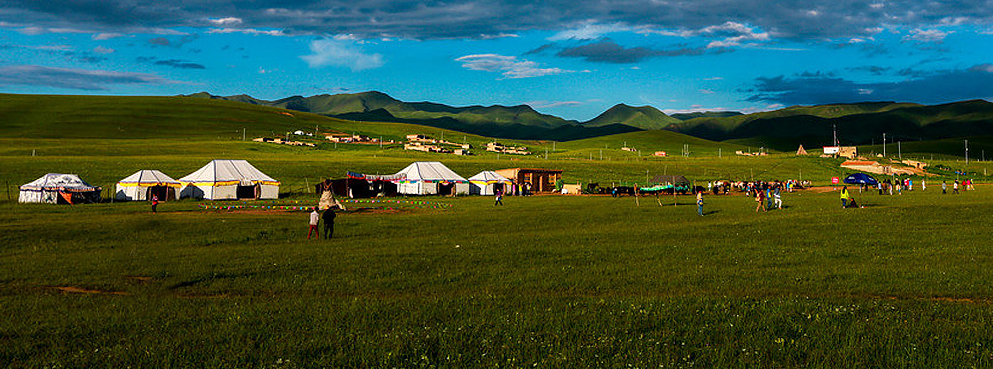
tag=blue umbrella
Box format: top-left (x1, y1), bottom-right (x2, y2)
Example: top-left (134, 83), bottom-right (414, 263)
top-left (844, 173), bottom-right (878, 186)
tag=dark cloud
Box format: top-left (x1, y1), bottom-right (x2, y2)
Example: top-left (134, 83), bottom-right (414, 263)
top-left (556, 39), bottom-right (706, 63)
top-left (155, 59), bottom-right (206, 69)
top-left (0, 65), bottom-right (170, 90)
top-left (747, 66), bottom-right (993, 105)
top-left (136, 56), bottom-right (206, 69)
top-left (148, 37), bottom-right (171, 46)
top-left (525, 43), bottom-right (556, 55)
top-left (1, 0), bottom-right (991, 40)
top-left (847, 66), bottom-right (891, 75)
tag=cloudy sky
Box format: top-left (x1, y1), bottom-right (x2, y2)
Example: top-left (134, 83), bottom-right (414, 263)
top-left (2, 0), bottom-right (993, 120)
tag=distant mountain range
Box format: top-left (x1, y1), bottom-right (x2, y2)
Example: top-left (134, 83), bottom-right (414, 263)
top-left (185, 91), bottom-right (993, 146)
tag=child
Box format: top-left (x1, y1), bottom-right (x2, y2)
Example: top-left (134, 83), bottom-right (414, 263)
top-left (307, 207), bottom-right (320, 240)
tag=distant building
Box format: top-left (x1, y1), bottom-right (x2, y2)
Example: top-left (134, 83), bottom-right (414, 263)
top-left (495, 168), bottom-right (563, 193)
top-left (654, 151), bottom-right (667, 157)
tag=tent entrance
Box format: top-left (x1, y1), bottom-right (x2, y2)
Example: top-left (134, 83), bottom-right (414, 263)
top-left (146, 186), bottom-right (173, 201)
top-left (438, 183), bottom-right (455, 196)
top-left (237, 184), bottom-right (259, 199)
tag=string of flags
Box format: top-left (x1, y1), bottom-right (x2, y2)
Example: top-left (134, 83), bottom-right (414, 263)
top-left (198, 198), bottom-right (453, 211)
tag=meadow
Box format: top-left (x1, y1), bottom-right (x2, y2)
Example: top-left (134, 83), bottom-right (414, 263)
top-left (3, 185), bottom-right (993, 368)
top-left (3, 94), bottom-right (993, 367)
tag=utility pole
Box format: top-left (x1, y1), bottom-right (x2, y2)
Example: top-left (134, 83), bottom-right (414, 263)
top-left (242, 127), bottom-right (246, 141)
top-left (833, 124), bottom-right (839, 146)
top-left (965, 139), bottom-right (969, 164)
top-left (898, 141), bottom-right (901, 160)
top-left (719, 148), bottom-right (721, 158)
top-left (882, 133), bottom-right (886, 157)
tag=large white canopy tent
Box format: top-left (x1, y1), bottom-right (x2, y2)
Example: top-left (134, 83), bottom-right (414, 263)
top-left (178, 160), bottom-right (280, 200)
top-left (394, 161), bottom-right (469, 195)
top-left (115, 170), bottom-right (181, 201)
top-left (468, 171), bottom-right (512, 195)
top-left (19, 173), bottom-right (102, 204)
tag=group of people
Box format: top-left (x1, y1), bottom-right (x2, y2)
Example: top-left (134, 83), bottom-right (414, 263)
top-left (941, 179), bottom-right (973, 194)
top-left (750, 181), bottom-right (785, 212)
top-left (307, 206), bottom-right (337, 240)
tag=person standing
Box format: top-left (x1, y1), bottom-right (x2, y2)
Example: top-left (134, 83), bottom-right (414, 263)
top-left (942, 181), bottom-right (947, 194)
top-left (922, 179), bottom-right (926, 191)
top-left (774, 186), bottom-right (783, 209)
top-left (840, 186), bottom-right (850, 208)
top-left (308, 207), bottom-right (320, 240)
top-left (322, 206), bottom-right (336, 239)
top-left (755, 188), bottom-right (766, 212)
top-left (495, 189), bottom-right (504, 206)
top-left (696, 191), bottom-right (704, 216)
top-left (953, 180), bottom-right (960, 194)
top-left (151, 194), bottom-right (159, 213)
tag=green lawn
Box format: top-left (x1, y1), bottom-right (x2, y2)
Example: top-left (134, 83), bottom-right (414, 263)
top-left (2, 188), bottom-right (993, 367)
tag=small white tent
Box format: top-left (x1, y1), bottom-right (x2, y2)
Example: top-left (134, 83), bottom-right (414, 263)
top-left (394, 161), bottom-right (469, 195)
top-left (115, 170), bottom-right (181, 201)
top-left (468, 171), bottom-right (512, 195)
top-left (19, 173), bottom-right (102, 204)
top-left (178, 160), bottom-right (280, 200)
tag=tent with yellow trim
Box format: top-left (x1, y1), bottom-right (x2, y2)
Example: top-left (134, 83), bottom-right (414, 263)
top-left (468, 171), bottom-right (511, 195)
top-left (179, 160), bottom-right (280, 200)
top-left (115, 170), bottom-right (181, 201)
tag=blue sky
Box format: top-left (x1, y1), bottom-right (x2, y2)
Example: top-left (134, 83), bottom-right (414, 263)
top-left (2, 1), bottom-right (993, 121)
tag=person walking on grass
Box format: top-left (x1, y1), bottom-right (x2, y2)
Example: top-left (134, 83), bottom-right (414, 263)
top-left (840, 186), bottom-right (851, 208)
top-left (322, 206), bottom-right (336, 240)
top-left (755, 188), bottom-right (766, 212)
top-left (954, 180), bottom-right (960, 194)
top-left (922, 179), bottom-right (926, 191)
top-left (696, 191), bottom-right (704, 216)
top-left (774, 186), bottom-right (783, 209)
top-left (307, 207), bottom-right (320, 240)
top-left (495, 189), bottom-right (504, 206)
top-left (942, 181), bottom-right (947, 194)
top-left (151, 194), bottom-right (159, 213)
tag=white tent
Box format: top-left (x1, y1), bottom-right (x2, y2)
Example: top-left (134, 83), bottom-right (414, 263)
top-left (19, 173), bottom-right (102, 204)
top-left (115, 170), bottom-right (181, 201)
top-left (394, 161), bottom-right (469, 195)
top-left (468, 171), bottom-right (512, 195)
top-left (178, 160), bottom-right (280, 200)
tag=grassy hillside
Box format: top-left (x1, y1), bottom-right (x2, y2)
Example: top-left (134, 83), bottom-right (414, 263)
top-left (191, 91), bottom-right (577, 128)
top-left (583, 104), bottom-right (681, 130)
top-left (668, 100), bottom-right (993, 148)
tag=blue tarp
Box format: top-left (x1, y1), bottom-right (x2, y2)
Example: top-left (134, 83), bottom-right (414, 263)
top-left (844, 173), bottom-right (878, 186)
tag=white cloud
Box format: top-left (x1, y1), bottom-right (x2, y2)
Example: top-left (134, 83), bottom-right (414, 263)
top-left (479, 33), bottom-right (520, 39)
top-left (904, 29), bottom-right (948, 43)
top-left (663, 105), bottom-right (732, 115)
top-left (92, 46), bottom-right (114, 54)
top-left (703, 76), bottom-right (723, 80)
top-left (701, 22), bottom-right (770, 48)
top-left (92, 33), bottom-right (123, 40)
top-left (870, 3), bottom-right (885, 9)
top-left (208, 28), bottom-right (284, 36)
top-left (548, 23), bottom-right (631, 40)
top-left (970, 64), bottom-right (993, 73)
top-left (301, 39), bottom-right (384, 71)
top-left (456, 54), bottom-right (569, 79)
top-left (699, 89), bottom-right (715, 94)
top-left (526, 100), bottom-right (583, 108)
top-left (208, 17), bottom-right (243, 26)
top-left (857, 88), bottom-right (874, 95)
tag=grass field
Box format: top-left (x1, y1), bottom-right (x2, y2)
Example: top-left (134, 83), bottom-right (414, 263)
top-left (3, 188), bottom-right (993, 367)
top-left (3, 94), bottom-right (993, 367)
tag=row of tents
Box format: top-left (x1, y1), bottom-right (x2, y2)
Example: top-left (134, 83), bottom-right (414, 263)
top-left (328, 161), bottom-right (513, 197)
top-left (19, 160), bottom-right (280, 204)
top-left (19, 160), bottom-right (517, 204)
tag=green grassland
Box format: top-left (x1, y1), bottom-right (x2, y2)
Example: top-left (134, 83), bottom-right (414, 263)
top-left (3, 94), bottom-right (993, 367)
top-left (3, 189), bottom-right (993, 367)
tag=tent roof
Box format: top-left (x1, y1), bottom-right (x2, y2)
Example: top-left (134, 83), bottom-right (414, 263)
top-left (844, 173), bottom-right (879, 185)
top-left (468, 171), bottom-right (511, 183)
top-left (118, 170), bottom-right (180, 185)
top-left (394, 161), bottom-right (467, 182)
top-left (20, 173), bottom-right (100, 191)
top-left (650, 174), bottom-right (690, 184)
top-left (178, 160), bottom-right (280, 185)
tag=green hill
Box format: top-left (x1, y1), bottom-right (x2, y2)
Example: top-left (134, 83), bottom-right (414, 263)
top-left (583, 104), bottom-right (681, 130)
top-left (188, 91), bottom-right (576, 129)
top-left (670, 111), bottom-right (743, 120)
